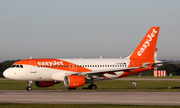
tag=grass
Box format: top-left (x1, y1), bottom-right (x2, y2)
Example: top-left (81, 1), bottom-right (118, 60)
top-left (1, 78), bottom-right (180, 91)
top-left (0, 103), bottom-right (180, 108)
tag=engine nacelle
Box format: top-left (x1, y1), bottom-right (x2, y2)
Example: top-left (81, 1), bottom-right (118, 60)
top-left (64, 75), bottom-right (85, 88)
top-left (35, 81), bottom-right (55, 87)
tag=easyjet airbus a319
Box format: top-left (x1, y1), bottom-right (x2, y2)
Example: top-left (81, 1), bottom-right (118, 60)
top-left (3, 27), bottom-right (163, 91)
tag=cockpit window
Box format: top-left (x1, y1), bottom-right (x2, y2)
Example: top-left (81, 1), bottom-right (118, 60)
top-left (11, 65), bottom-right (23, 68)
top-left (11, 65), bottom-right (16, 68)
top-left (20, 65), bottom-right (23, 68)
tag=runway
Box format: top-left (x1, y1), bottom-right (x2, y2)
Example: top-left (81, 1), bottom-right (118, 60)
top-left (0, 90), bottom-right (180, 106)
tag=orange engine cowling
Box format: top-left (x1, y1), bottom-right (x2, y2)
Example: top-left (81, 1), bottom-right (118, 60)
top-left (35, 81), bottom-right (55, 87)
top-left (64, 75), bottom-right (85, 88)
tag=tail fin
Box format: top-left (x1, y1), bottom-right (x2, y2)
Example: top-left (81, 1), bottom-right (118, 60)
top-left (129, 27), bottom-right (160, 60)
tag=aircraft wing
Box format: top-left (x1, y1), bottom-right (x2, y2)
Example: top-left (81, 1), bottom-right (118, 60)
top-left (73, 61), bottom-right (165, 76)
top-left (53, 62), bottom-right (163, 82)
top-left (73, 66), bottom-right (142, 76)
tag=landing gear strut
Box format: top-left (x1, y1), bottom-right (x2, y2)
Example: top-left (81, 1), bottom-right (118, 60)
top-left (26, 81), bottom-right (32, 91)
top-left (88, 75), bottom-right (97, 90)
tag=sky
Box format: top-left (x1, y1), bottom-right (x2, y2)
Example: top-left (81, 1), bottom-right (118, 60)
top-left (0, 0), bottom-right (180, 62)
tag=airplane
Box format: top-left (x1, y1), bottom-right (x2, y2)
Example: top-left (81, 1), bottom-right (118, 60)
top-left (3, 27), bottom-right (162, 91)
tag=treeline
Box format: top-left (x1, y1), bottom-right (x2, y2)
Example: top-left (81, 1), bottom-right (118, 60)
top-left (0, 60), bottom-right (19, 77)
top-left (0, 60), bottom-right (180, 77)
top-left (140, 63), bottom-right (180, 76)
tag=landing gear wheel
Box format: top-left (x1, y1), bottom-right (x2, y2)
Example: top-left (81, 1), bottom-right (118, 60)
top-left (26, 81), bottom-right (32, 91)
top-left (88, 84), bottom-right (97, 90)
top-left (26, 86), bottom-right (32, 91)
top-left (68, 87), bottom-right (77, 90)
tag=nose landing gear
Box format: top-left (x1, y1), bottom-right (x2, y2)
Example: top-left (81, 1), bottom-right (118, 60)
top-left (26, 81), bottom-right (32, 91)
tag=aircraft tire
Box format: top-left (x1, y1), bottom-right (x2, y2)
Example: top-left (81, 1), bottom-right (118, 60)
top-left (26, 86), bottom-right (32, 91)
top-left (88, 84), bottom-right (97, 90)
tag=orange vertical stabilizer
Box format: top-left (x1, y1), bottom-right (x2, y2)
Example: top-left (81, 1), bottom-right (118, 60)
top-left (129, 27), bottom-right (160, 60)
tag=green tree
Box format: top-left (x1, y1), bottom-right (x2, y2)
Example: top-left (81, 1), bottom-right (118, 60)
top-left (158, 63), bottom-right (180, 75)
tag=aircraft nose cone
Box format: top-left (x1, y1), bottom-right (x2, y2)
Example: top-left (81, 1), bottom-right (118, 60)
top-left (3, 69), bottom-right (11, 79)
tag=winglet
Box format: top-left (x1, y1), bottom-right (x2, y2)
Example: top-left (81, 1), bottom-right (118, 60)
top-left (129, 27), bottom-right (160, 60)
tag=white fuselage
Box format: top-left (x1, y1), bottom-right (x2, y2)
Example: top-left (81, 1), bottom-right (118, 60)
top-left (3, 58), bottom-right (131, 81)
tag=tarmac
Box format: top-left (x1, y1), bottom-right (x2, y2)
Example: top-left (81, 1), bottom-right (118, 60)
top-left (0, 90), bottom-right (180, 106)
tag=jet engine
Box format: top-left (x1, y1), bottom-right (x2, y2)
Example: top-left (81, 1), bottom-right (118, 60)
top-left (35, 81), bottom-right (55, 87)
top-left (64, 75), bottom-right (86, 88)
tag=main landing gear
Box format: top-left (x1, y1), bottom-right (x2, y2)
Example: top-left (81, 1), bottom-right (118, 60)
top-left (88, 84), bottom-right (97, 90)
top-left (87, 75), bottom-right (97, 90)
top-left (26, 81), bottom-right (32, 91)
